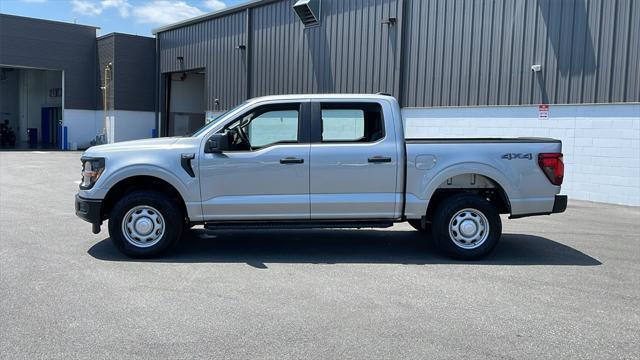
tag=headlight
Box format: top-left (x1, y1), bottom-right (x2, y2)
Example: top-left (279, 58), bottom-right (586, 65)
top-left (80, 157), bottom-right (105, 190)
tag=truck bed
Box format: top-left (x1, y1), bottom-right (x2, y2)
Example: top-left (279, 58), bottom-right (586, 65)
top-left (403, 138), bottom-right (563, 218)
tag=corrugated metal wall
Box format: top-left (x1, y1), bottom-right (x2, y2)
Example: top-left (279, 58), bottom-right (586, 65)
top-left (158, 11), bottom-right (247, 110)
top-left (157, 0), bottom-right (639, 111)
top-left (250, 0), bottom-right (401, 97)
top-left (401, 0), bottom-right (640, 107)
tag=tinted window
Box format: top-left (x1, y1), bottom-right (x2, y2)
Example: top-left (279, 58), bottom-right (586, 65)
top-left (321, 103), bottom-right (384, 142)
top-left (322, 109), bottom-right (365, 141)
top-left (221, 104), bottom-right (299, 150)
top-left (247, 110), bottom-right (298, 148)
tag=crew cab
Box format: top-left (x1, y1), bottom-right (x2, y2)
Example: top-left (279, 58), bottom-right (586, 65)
top-left (75, 94), bottom-right (566, 259)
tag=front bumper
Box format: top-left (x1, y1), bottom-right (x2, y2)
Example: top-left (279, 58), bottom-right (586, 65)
top-left (75, 194), bottom-right (102, 224)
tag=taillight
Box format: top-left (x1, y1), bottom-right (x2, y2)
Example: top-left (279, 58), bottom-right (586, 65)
top-left (538, 153), bottom-right (564, 186)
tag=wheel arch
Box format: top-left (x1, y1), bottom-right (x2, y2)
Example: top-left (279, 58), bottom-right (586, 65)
top-left (414, 163), bottom-right (513, 222)
top-left (101, 175), bottom-right (189, 223)
top-left (424, 175), bottom-right (511, 223)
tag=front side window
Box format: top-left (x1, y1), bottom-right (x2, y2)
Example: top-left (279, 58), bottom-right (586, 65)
top-left (220, 104), bottom-right (299, 151)
top-left (321, 103), bottom-right (384, 142)
top-left (191, 100), bottom-right (249, 137)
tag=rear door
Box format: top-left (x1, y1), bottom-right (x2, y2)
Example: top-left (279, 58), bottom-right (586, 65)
top-left (309, 100), bottom-right (399, 219)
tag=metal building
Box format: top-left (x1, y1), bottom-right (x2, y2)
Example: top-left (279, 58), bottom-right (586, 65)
top-left (0, 14), bottom-right (156, 149)
top-left (97, 32), bottom-right (157, 143)
top-left (155, 0), bottom-right (638, 123)
top-left (0, 14), bottom-right (97, 148)
top-left (154, 0), bottom-right (640, 206)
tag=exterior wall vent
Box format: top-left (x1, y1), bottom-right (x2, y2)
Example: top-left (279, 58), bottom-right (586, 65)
top-left (293, 0), bottom-right (321, 27)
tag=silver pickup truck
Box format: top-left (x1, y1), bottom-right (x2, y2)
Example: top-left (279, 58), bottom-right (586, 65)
top-left (75, 94), bottom-right (566, 259)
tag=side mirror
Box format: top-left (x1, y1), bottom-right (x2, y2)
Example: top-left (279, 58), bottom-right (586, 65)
top-left (205, 133), bottom-right (229, 153)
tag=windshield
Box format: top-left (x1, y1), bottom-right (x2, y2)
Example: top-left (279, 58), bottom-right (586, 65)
top-left (190, 101), bottom-right (249, 137)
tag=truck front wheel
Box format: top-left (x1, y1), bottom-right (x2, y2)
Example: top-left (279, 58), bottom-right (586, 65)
top-left (431, 194), bottom-right (501, 260)
top-left (108, 191), bottom-right (183, 258)
top-left (408, 219), bottom-right (430, 233)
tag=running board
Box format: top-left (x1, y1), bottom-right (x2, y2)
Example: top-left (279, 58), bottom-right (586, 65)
top-left (204, 220), bottom-right (394, 230)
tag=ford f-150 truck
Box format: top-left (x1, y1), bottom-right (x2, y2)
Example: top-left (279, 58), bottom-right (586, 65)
top-left (75, 94), bottom-right (566, 259)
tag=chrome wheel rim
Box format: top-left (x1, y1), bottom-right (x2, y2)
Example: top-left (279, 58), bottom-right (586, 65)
top-left (121, 205), bottom-right (165, 248)
top-left (448, 208), bottom-right (489, 249)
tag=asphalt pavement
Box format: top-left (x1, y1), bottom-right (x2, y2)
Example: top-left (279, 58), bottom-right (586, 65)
top-left (1, 151), bottom-right (639, 359)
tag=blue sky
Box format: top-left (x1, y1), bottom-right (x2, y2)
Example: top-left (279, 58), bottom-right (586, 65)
top-left (0, 0), bottom-right (246, 37)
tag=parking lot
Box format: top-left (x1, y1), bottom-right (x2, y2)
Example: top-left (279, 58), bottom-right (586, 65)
top-left (1, 151), bottom-right (639, 359)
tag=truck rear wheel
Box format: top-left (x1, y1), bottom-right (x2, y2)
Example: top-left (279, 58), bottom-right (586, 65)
top-left (431, 194), bottom-right (501, 260)
top-left (108, 191), bottom-right (183, 258)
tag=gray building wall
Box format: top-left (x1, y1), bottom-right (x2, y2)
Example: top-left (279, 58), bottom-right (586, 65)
top-left (401, 0), bottom-right (640, 107)
top-left (97, 35), bottom-right (115, 111)
top-left (156, 0), bottom-right (639, 112)
top-left (97, 33), bottom-right (156, 112)
top-left (113, 34), bottom-right (156, 112)
top-left (249, 0), bottom-right (401, 99)
top-left (158, 10), bottom-right (247, 111)
top-left (0, 14), bottom-right (98, 110)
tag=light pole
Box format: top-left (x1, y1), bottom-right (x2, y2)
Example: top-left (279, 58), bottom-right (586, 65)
top-left (99, 62), bottom-right (112, 144)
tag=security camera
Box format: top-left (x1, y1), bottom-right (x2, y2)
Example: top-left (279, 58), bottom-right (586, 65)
top-left (531, 64), bottom-right (542, 72)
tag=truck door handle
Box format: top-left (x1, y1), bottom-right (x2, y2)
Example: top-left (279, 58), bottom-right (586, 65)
top-left (368, 156), bottom-right (392, 163)
top-left (280, 157), bottom-right (304, 164)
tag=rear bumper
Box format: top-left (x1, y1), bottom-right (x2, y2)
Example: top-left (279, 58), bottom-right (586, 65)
top-left (75, 194), bottom-right (102, 224)
top-left (552, 195), bottom-right (568, 214)
top-left (510, 195), bottom-right (567, 219)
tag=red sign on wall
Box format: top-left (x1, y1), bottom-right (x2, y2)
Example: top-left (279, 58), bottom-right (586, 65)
top-left (539, 104), bottom-right (549, 120)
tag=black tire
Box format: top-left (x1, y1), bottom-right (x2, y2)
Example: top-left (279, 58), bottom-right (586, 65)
top-left (408, 219), bottom-right (430, 233)
top-left (108, 191), bottom-right (183, 258)
top-left (431, 193), bottom-right (501, 260)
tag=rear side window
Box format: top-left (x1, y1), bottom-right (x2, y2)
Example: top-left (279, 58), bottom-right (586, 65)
top-left (321, 103), bottom-right (384, 142)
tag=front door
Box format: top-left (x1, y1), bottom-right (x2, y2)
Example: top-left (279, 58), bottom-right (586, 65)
top-left (309, 101), bottom-right (399, 219)
top-left (199, 102), bottom-right (310, 221)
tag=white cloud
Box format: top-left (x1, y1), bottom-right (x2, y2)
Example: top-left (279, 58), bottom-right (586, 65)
top-left (69, 0), bottom-right (216, 26)
top-left (71, 0), bottom-right (103, 16)
top-left (203, 0), bottom-right (226, 11)
top-left (70, 0), bottom-right (131, 18)
top-left (103, 0), bottom-right (132, 17)
top-left (132, 1), bottom-right (205, 25)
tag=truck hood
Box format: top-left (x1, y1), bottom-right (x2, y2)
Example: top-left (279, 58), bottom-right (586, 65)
top-left (83, 137), bottom-right (193, 156)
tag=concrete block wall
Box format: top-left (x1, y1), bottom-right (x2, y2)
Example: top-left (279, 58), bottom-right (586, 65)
top-left (111, 111), bottom-right (156, 143)
top-left (63, 109), bottom-right (102, 149)
top-left (403, 104), bottom-right (640, 206)
top-left (63, 109), bottom-right (156, 149)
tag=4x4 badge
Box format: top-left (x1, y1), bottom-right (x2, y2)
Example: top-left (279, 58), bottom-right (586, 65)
top-left (502, 153), bottom-right (532, 160)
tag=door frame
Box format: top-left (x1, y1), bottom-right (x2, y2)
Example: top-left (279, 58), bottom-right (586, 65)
top-left (307, 98), bottom-right (402, 220)
top-left (197, 100), bottom-right (313, 221)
